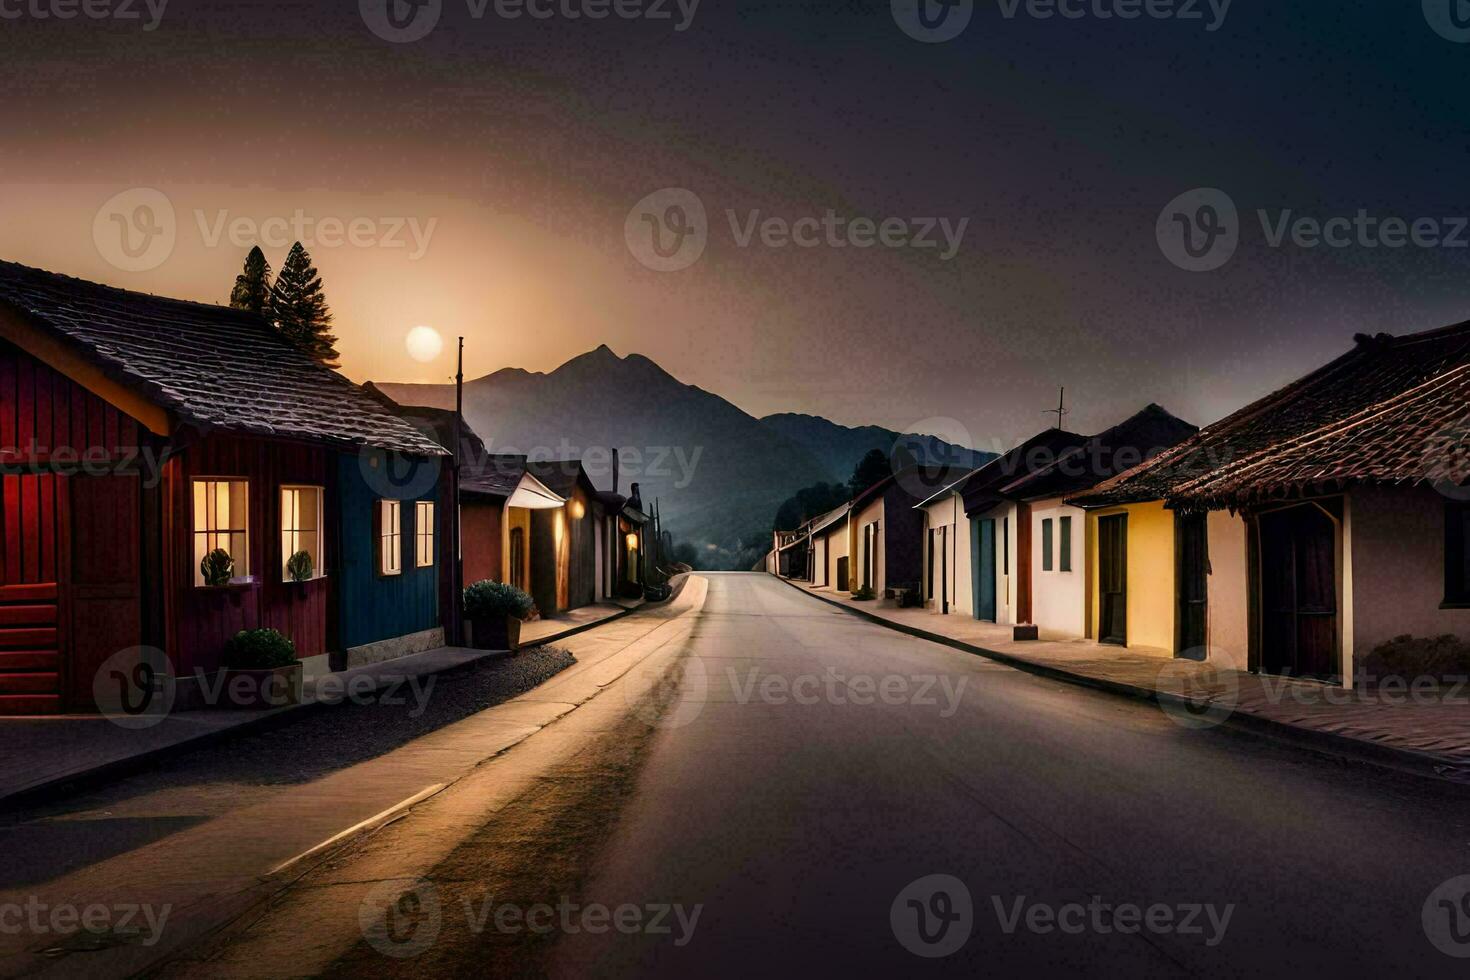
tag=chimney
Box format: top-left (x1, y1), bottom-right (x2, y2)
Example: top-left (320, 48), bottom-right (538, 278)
top-left (612, 448), bottom-right (621, 495)
top-left (629, 482), bottom-right (642, 510)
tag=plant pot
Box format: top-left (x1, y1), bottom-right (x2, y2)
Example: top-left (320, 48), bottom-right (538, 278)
top-left (216, 663), bottom-right (304, 709)
top-left (471, 615), bottom-right (521, 653)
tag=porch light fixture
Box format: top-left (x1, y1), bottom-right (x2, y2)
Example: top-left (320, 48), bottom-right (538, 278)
top-left (626, 533), bottom-right (640, 550)
top-left (570, 499), bottom-right (586, 519)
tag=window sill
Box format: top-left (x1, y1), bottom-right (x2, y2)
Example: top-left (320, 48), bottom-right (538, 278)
top-left (1441, 600), bottom-right (1470, 610)
top-left (283, 575), bottom-right (328, 586)
top-left (196, 578), bottom-right (257, 592)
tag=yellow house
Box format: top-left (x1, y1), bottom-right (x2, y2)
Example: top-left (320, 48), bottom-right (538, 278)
top-left (1080, 500), bottom-right (1179, 655)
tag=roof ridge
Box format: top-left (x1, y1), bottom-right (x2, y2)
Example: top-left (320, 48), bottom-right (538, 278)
top-left (0, 259), bottom-right (263, 321)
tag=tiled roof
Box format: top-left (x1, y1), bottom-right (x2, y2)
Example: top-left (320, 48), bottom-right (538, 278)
top-left (0, 261), bottom-right (446, 456)
top-left (371, 397), bottom-right (527, 497)
top-left (526, 460), bottom-right (592, 499)
top-left (1077, 323), bottom-right (1470, 509)
top-left (1009, 404), bottom-right (1197, 501)
top-left (960, 427), bottom-right (1088, 516)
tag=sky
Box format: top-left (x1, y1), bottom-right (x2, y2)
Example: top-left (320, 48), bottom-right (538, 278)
top-left (2, 0), bottom-right (1469, 453)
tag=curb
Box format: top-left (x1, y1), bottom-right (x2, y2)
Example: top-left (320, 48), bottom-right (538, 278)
top-left (0, 606), bottom-right (638, 813)
top-left (772, 574), bottom-right (1469, 784)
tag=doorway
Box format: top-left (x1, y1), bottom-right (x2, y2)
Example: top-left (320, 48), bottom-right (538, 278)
top-left (1258, 503), bottom-right (1338, 680)
top-left (1098, 514), bottom-right (1128, 646)
top-left (973, 517), bottom-right (996, 621)
top-left (1176, 511), bottom-right (1208, 659)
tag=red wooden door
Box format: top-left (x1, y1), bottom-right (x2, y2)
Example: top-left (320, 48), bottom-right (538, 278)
top-left (1260, 504), bottom-right (1338, 680)
top-left (66, 474), bottom-right (143, 711)
top-left (0, 474), bottom-right (63, 714)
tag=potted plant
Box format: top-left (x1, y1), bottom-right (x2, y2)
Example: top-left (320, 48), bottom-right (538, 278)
top-left (286, 550), bottom-right (314, 584)
top-left (463, 580), bottom-right (534, 653)
top-left (201, 548), bottom-right (234, 587)
top-left (218, 628), bottom-right (302, 709)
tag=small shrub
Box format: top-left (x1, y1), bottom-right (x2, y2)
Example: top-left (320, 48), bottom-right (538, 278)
top-left (201, 548), bottom-right (234, 587)
top-left (223, 628), bottom-right (297, 670)
top-left (617, 580), bottom-right (644, 600)
top-left (286, 550), bottom-right (314, 583)
top-left (463, 580), bottom-right (534, 620)
top-left (851, 586), bottom-right (876, 601)
top-left (1362, 634), bottom-right (1470, 683)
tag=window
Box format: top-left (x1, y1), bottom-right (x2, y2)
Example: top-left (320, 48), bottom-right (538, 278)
top-left (193, 479), bottom-right (249, 586)
top-left (1041, 518), bottom-right (1054, 571)
top-left (415, 500), bottom-right (435, 568)
top-left (1059, 515), bottom-right (1073, 572)
top-left (1448, 501), bottom-right (1470, 605)
top-left (1003, 517), bottom-right (1009, 575)
top-left (280, 486), bottom-right (323, 581)
top-left (378, 499), bottom-right (402, 576)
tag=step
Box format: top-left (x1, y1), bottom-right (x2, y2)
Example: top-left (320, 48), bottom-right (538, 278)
top-left (0, 671), bottom-right (59, 694)
top-left (0, 694), bottom-right (62, 715)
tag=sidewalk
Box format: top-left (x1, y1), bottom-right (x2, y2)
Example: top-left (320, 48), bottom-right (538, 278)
top-left (0, 601), bottom-right (638, 808)
top-left (780, 577), bottom-right (1470, 775)
top-left (0, 578), bottom-right (707, 980)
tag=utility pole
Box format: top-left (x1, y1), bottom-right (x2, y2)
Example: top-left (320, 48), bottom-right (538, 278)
top-left (1046, 387), bottom-right (1070, 429)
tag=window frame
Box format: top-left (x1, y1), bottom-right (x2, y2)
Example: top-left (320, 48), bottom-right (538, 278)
top-left (377, 498), bottom-right (403, 577)
top-left (415, 499), bottom-right (435, 569)
top-left (1447, 500), bottom-right (1470, 607)
top-left (192, 477), bottom-right (251, 587)
top-left (280, 484), bottom-right (326, 583)
top-left (1041, 518), bottom-right (1054, 572)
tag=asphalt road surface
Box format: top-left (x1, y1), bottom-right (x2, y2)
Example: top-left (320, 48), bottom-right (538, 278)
top-left (533, 573), bottom-right (1470, 977)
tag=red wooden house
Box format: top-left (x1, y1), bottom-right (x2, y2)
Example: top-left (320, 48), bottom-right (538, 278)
top-left (0, 261), bottom-right (447, 714)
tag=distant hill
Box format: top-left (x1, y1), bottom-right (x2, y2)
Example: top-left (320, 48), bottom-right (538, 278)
top-left (760, 413), bottom-right (995, 484)
top-left (376, 347), bottom-right (992, 570)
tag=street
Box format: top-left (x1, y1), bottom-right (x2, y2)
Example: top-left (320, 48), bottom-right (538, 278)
top-left (158, 575), bottom-right (1470, 975)
top-left (7, 573), bottom-right (1470, 977)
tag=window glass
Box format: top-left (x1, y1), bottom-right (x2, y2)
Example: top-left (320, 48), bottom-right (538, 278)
top-left (379, 499), bottom-right (402, 576)
top-left (416, 500), bottom-right (435, 568)
top-left (193, 479), bottom-right (249, 585)
top-left (1060, 515), bottom-right (1072, 572)
top-left (1041, 518), bottom-right (1054, 571)
top-left (281, 486), bottom-right (323, 581)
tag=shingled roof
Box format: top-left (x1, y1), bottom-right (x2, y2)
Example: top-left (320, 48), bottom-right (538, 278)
top-left (959, 427), bottom-right (1088, 517)
top-left (363, 395), bottom-right (530, 497)
top-left (0, 261), bottom-right (446, 457)
top-left (1076, 322), bottom-right (1470, 509)
top-left (1009, 404), bottom-right (1197, 501)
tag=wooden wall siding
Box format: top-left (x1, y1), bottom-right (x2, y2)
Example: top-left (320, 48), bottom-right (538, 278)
top-left (334, 452), bottom-right (440, 651)
top-left (0, 341), bottom-right (141, 461)
top-left (0, 474), bottom-right (64, 712)
top-left (461, 498), bottom-right (503, 589)
top-left (166, 436), bottom-right (333, 674)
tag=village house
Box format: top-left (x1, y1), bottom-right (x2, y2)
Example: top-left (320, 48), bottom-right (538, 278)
top-left (0, 261), bottom-right (450, 714)
top-left (1075, 325), bottom-right (1470, 687)
top-left (808, 503), bottom-right (850, 590)
top-left (845, 467), bottom-right (966, 600)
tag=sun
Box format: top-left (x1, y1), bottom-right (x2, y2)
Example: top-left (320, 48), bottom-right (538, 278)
top-left (404, 325), bottom-right (444, 363)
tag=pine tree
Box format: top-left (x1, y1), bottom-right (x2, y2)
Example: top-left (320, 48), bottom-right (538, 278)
top-left (849, 449), bottom-right (892, 498)
top-left (270, 242), bottom-right (340, 367)
top-left (228, 246), bottom-right (273, 317)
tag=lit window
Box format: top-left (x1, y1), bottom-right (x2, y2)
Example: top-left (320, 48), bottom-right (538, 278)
top-left (378, 499), bottom-right (402, 576)
top-left (193, 479), bottom-right (249, 586)
top-left (416, 500), bottom-right (435, 568)
top-left (281, 486), bottom-right (324, 581)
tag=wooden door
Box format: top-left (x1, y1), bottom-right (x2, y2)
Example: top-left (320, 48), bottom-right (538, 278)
top-left (1259, 504), bottom-right (1338, 679)
top-left (0, 474), bottom-right (64, 714)
top-left (1176, 511), bottom-right (1208, 659)
top-left (66, 474), bottom-right (143, 711)
top-left (1098, 514), bottom-right (1128, 645)
top-left (973, 518), bottom-right (997, 621)
top-left (836, 556), bottom-right (849, 592)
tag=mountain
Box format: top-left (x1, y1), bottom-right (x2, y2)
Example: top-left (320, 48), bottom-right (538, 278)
top-left (375, 347), bottom-right (993, 570)
top-left (759, 413), bottom-right (995, 485)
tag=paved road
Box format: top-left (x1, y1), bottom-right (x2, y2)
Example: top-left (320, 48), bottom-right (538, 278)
top-left (534, 573), bottom-right (1470, 977)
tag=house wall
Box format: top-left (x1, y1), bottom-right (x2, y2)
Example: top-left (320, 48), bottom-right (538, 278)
top-left (335, 452), bottom-right (441, 652)
top-left (922, 494), bottom-right (972, 616)
top-left (853, 496), bottom-right (884, 593)
top-left (1350, 484), bottom-right (1470, 661)
top-left (812, 536), bottom-right (828, 587)
top-left (824, 525), bottom-right (849, 591)
top-left (566, 488), bottom-right (596, 610)
top-left (881, 485), bottom-right (925, 594)
top-left (166, 436), bottom-right (333, 676)
top-left (1030, 496), bottom-right (1087, 638)
top-left (461, 498), bottom-right (504, 588)
top-left (1083, 500), bottom-right (1175, 653)
top-left (1206, 510), bottom-right (1250, 671)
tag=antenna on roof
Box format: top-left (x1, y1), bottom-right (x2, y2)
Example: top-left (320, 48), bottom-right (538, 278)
top-left (1045, 387), bottom-right (1070, 429)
